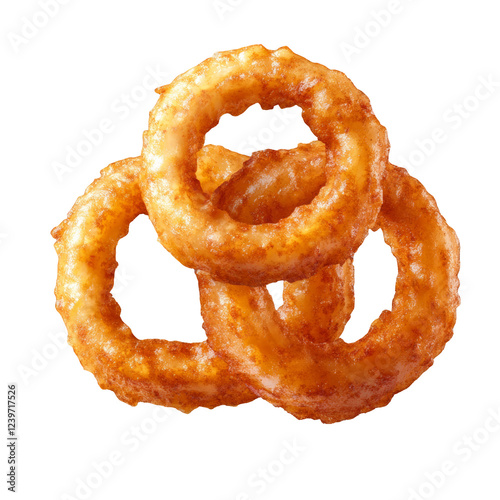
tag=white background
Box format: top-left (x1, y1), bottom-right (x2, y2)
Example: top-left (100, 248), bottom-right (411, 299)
top-left (2, 0), bottom-right (500, 499)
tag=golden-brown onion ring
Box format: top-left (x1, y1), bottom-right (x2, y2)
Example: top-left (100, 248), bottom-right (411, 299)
top-left (199, 160), bottom-right (460, 423)
top-left (52, 157), bottom-right (255, 411)
top-left (142, 44), bottom-right (389, 286)
top-left (52, 145), bottom-right (354, 410)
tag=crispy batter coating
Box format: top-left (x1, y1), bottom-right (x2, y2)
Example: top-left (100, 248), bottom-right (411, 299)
top-left (52, 145), bottom-right (355, 411)
top-left (199, 159), bottom-right (460, 423)
top-left (196, 144), bottom-right (249, 196)
top-left (142, 45), bottom-right (389, 286)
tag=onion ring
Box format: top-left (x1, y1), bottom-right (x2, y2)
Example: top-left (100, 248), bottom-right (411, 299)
top-left (52, 157), bottom-right (254, 411)
top-left (199, 157), bottom-right (460, 423)
top-left (52, 145), bottom-right (354, 410)
top-left (141, 44), bottom-right (389, 286)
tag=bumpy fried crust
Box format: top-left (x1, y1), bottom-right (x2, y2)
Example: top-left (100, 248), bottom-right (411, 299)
top-left (196, 144), bottom-right (249, 196)
top-left (278, 261), bottom-right (354, 344)
top-left (142, 44), bottom-right (389, 286)
top-left (52, 145), bottom-right (355, 410)
top-left (199, 160), bottom-right (460, 423)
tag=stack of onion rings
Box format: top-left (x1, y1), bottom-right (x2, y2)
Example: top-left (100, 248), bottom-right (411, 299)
top-left (53, 45), bottom-right (459, 423)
